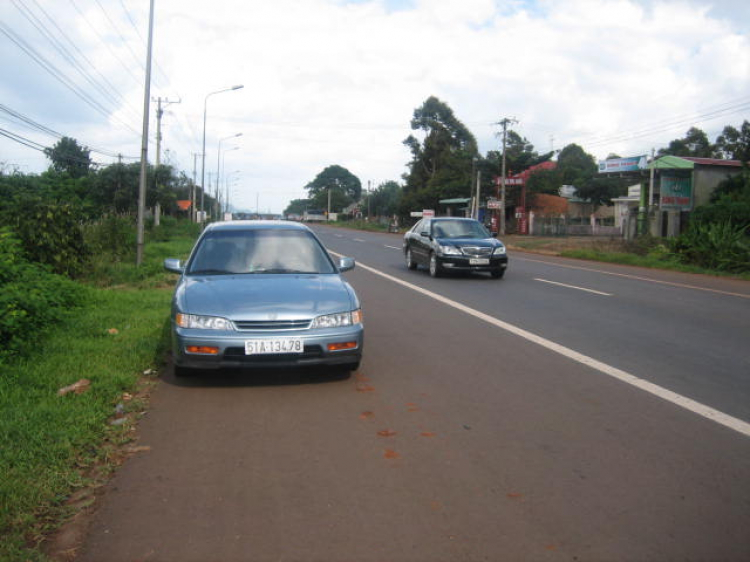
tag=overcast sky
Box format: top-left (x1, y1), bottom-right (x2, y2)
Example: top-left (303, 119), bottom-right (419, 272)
top-left (1, 0), bottom-right (748, 214)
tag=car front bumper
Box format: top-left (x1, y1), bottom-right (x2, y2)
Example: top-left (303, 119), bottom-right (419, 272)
top-left (437, 255), bottom-right (508, 273)
top-left (172, 324), bottom-right (364, 370)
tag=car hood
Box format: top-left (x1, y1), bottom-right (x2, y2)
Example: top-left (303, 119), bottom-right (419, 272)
top-left (176, 274), bottom-right (357, 320)
top-left (436, 237), bottom-right (503, 248)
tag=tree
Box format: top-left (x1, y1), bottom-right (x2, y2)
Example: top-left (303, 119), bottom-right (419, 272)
top-left (304, 165), bottom-right (362, 213)
top-left (714, 121), bottom-right (750, 163)
top-left (658, 127), bottom-right (713, 158)
top-left (284, 198), bottom-right (311, 216)
top-left (401, 96), bottom-right (478, 214)
top-left (368, 181), bottom-right (402, 218)
top-left (44, 137), bottom-right (92, 179)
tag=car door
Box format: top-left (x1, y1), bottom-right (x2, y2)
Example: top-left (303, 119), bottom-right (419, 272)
top-left (412, 219), bottom-right (432, 264)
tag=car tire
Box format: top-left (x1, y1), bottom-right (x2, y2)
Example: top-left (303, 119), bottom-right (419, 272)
top-left (491, 269), bottom-right (505, 279)
top-left (429, 253), bottom-right (442, 278)
top-left (405, 248), bottom-right (417, 270)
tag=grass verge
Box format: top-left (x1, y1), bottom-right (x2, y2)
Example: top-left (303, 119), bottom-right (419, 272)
top-left (0, 223), bottom-right (198, 561)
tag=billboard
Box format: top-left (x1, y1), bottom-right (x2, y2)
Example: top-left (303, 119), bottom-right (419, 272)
top-left (598, 155), bottom-right (648, 173)
top-left (660, 175), bottom-right (692, 210)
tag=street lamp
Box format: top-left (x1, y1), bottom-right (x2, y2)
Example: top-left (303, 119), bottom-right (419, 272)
top-left (200, 85), bottom-right (243, 220)
top-left (216, 134), bottom-right (242, 218)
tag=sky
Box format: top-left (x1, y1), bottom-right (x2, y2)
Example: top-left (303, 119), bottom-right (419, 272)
top-left (1, 0), bottom-right (749, 214)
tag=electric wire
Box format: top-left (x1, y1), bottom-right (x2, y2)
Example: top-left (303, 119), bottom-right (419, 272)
top-left (11, 0), bottom-right (142, 126)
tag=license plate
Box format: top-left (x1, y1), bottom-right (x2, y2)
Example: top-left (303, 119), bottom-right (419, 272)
top-left (469, 258), bottom-right (490, 265)
top-left (245, 338), bottom-right (304, 355)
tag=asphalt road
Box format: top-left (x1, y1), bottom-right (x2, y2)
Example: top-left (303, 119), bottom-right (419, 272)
top-left (77, 226), bottom-right (750, 562)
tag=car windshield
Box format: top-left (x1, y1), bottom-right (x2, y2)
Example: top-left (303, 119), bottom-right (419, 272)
top-left (187, 229), bottom-right (336, 275)
top-left (432, 220), bottom-right (490, 240)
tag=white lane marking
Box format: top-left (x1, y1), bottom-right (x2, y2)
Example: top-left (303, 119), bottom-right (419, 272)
top-left (385, 245), bottom-right (401, 250)
top-left (331, 251), bottom-right (750, 438)
top-left (353, 238), bottom-right (366, 242)
top-left (515, 256), bottom-right (750, 299)
top-left (534, 278), bottom-right (612, 296)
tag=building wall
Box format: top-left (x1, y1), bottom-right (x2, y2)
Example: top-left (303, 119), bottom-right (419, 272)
top-left (693, 166), bottom-right (742, 208)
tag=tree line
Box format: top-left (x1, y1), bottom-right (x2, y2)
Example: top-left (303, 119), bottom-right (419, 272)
top-left (285, 96), bottom-right (750, 223)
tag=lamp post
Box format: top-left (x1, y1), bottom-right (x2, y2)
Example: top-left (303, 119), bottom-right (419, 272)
top-left (200, 85), bottom-right (243, 220)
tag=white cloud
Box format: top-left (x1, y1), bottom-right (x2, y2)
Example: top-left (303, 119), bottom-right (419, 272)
top-left (1, 0), bottom-right (748, 212)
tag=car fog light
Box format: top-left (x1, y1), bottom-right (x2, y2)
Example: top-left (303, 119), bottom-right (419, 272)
top-left (328, 342), bottom-right (358, 351)
top-left (186, 345), bottom-right (219, 355)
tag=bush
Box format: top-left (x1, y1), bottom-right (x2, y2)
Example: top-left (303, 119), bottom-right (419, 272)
top-left (670, 221), bottom-right (750, 273)
top-left (82, 214), bottom-right (135, 260)
top-left (0, 229), bottom-right (86, 365)
top-left (6, 199), bottom-right (89, 277)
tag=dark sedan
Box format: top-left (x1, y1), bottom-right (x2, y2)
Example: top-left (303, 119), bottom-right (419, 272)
top-left (403, 217), bottom-right (508, 279)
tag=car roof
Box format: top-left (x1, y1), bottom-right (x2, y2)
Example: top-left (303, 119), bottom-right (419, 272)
top-left (203, 220), bottom-right (311, 233)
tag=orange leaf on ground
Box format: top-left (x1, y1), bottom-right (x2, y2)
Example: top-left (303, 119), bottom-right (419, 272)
top-left (377, 429), bottom-right (397, 437)
top-left (384, 449), bottom-right (400, 459)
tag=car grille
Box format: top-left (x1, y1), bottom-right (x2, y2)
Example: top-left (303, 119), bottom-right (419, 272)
top-left (224, 345), bottom-right (324, 363)
top-left (460, 246), bottom-right (492, 257)
top-left (233, 319), bottom-right (311, 331)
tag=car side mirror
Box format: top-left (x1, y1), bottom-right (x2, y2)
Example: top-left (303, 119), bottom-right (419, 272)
top-left (164, 258), bottom-right (184, 274)
top-left (338, 257), bottom-right (355, 272)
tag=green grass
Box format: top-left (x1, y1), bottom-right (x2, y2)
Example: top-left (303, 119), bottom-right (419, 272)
top-left (559, 248), bottom-right (750, 280)
top-left (0, 220), bottom-right (198, 561)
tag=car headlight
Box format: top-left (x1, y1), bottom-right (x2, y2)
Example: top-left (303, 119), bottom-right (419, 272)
top-left (312, 309), bottom-right (363, 328)
top-left (176, 313), bottom-right (234, 330)
top-left (493, 245), bottom-right (507, 256)
top-left (439, 245), bottom-right (462, 255)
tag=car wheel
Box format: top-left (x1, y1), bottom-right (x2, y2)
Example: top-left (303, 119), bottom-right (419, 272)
top-left (429, 253), bottom-right (442, 278)
top-left (491, 269), bottom-right (505, 279)
top-left (405, 248), bottom-right (417, 270)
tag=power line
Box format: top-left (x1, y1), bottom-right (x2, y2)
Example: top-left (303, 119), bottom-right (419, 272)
top-left (17, 0), bottom-right (143, 123)
top-left (0, 104), bottom-right (139, 159)
top-left (0, 21), bottom-right (143, 138)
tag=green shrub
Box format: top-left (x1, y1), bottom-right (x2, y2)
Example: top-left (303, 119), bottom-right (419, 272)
top-left (0, 229), bottom-right (86, 365)
top-left (670, 221), bottom-right (750, 273)
top-left (6, 199), bottom-right (89, 277)
top-left (82, 214), bottom-right (135, 260)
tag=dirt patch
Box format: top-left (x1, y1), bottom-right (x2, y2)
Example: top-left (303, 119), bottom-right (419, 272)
top-left (503, 234), bottom-right (629, 256)
top-left (40, 371), bottom-right (160, 562)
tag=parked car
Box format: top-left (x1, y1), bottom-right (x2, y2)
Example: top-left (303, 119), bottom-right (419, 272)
top-left (164, 221), bottom-right (363, 376)
top-left (403, 217), bottom-right (508, 278)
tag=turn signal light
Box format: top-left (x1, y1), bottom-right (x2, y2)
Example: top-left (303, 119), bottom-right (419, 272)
top-left (327, 342), bottom-right (358, 351)
top-left (186, 345), bottom-right (219, 355)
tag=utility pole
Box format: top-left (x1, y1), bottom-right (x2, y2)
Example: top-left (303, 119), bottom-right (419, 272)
top-left (136, 0), bottom-right (155, 266)
top-left (154, 97), bottom-right (181, 167)
top-left (496, 117), bottom-right (518, 236)
top-left (191, 152), bottom-right (198, 222)
top-left (151, 97), bottom-right (180, 228)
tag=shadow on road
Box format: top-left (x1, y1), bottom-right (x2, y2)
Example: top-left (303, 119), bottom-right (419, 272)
top-left (161, 361), bottom-right (352, 389)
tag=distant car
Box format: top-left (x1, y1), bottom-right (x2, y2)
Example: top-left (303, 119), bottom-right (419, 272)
top-left (403, 217), bottom-right (508, 279)
top-left (164, 221), bottom-right (363, 376)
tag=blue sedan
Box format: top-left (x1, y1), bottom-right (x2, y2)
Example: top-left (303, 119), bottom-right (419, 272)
top-left (164, 221), bottom-right (363, 376)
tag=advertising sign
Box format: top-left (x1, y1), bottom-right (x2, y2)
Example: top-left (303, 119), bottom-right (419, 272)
top-left (486, 199), bottom-right (501, 209)
top-left (598, 155), bottom-right (648, 173)
top-left (422, 209), bottom-right (435, 218)
top-left (660, 175), bottom-right (692, 210)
